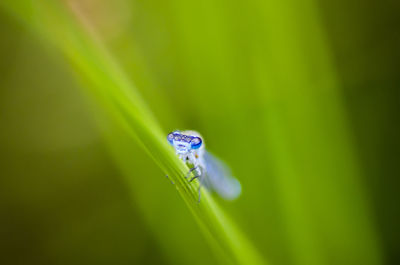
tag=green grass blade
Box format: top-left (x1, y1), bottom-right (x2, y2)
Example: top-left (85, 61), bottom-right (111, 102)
top-left (0, 1), bottom-right (266, 265)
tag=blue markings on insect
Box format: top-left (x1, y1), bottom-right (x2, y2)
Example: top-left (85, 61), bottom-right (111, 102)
top-left (167, 130), bottom-right (241, 202)
top-left (190, 137), bottom-right (202, 149)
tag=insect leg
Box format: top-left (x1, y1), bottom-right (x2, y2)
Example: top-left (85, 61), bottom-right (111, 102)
top-left (189, 175), bottom-right (199, 182)
top-left (190, 171), bottom-right (202, 203)
top-left (189, 167), bottom-right (201, 182)
top-left (185, 166), bottom-right (198, 179)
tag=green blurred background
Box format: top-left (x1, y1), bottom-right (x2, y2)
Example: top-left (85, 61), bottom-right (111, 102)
top-left (0, 0), bottom-right (398, 265)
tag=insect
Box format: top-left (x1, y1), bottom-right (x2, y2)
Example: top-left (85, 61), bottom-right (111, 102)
top-left (167, 130), bottom-right (241, 203)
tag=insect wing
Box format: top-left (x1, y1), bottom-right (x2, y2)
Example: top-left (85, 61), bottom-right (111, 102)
top-left (203, 152), bottom-right (241, 200)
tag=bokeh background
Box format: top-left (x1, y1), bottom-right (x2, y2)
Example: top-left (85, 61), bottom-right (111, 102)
top-left (0, 1), bottom-right (399, 265)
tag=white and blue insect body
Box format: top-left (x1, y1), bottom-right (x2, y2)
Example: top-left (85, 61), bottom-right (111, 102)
top-left (167, 130), bottom-right (241, 202)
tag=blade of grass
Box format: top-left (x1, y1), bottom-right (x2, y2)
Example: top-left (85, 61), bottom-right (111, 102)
top-left (0, 1), bottom-right (266, 265)
top-left (248, 1), bottom-right (383, 265)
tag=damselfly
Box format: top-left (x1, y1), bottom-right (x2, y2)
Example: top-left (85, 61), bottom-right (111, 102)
top-left (167, 130), bottom-right (241, 203)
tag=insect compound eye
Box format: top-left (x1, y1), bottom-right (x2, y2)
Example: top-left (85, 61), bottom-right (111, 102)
top-left (174, 134), bottom-right (182, 141)
top-left (190, 137), bottom-right (202, 149)
top-left (181, 135), bottom-right (192, 143)
top-left (167, 133), bottom-right (174, 144)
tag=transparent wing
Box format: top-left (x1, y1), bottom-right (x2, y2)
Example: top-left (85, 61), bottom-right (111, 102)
top-left (202, 152), bottom-right (242, 200)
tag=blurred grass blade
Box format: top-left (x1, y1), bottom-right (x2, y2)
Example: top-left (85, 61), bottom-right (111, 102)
top-left (249, 1), bottom-right (382, 265)
top-left (0, 1), bottom-right (266, 265)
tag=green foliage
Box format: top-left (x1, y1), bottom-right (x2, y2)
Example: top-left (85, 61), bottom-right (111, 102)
top-left (0, 1), bottom-right (266, 265)
top-left (0, 1), bottom-right (386, 265)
